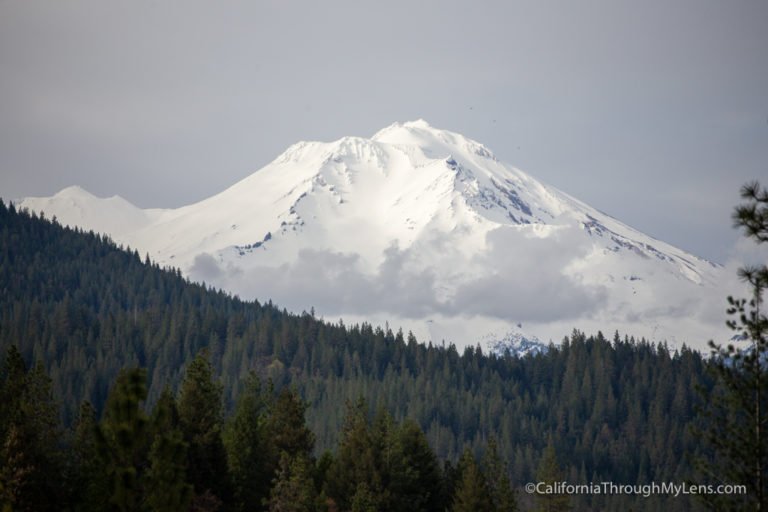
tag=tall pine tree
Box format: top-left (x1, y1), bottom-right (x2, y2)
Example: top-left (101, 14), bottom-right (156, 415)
top-left (534, 438), bottom-right (570, 512)
top-left (94, 368), bottom-right (151, 512)
top-left (451, 449), bottom-right (492, 512)
top-left (224, 373), bottom-right (273, 512)
top-left (146, 389), bottom-right (192, 512)
top-left (69, 401), bottom-right (108, 512)
top-left (482, 438), bottom-right (518, 512)
top-left (178, 350), bottom-right (232, 508)
top-left (267, 453), bottom-right (317, 512)
top-left (698, 181), bottom-right (768, 510)
top-left (0, 346), bottom-right (63, 512)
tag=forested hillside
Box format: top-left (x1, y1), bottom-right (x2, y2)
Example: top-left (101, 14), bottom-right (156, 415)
top-left (0, 200), bottom-right (715, 510)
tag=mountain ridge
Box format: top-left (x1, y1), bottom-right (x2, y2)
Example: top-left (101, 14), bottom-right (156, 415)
top-left (19, 120), bottom-right (726, 350)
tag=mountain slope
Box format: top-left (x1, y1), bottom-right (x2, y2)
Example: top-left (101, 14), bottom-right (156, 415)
top-left (19, 120), bottom-right (726, 349)
top-left (0, 201), bottom-right (715, 512)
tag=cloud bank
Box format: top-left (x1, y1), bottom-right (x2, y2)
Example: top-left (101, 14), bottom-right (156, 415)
top-left (189, 226), bottom-right (609, 324)
top-left (187, 224), bottom-right (767, 350)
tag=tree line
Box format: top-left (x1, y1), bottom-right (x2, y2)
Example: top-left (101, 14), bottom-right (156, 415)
top-left (1, 345), bottom-right (519, 511)
top-left (0, 199), bottom-right (732, 510)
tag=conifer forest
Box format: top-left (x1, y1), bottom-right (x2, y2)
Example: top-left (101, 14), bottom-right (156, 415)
top-left (1, 186), bottom-right (767, 511)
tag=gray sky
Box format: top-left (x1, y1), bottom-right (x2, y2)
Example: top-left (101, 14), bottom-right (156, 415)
top-left (1, 0), bottom-right (766, 263)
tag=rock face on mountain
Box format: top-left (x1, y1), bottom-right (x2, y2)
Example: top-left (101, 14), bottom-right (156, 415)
top-left (20, 120), bottom-right (725, 350)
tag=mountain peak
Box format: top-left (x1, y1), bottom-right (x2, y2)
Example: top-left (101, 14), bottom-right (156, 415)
top-left (370, 120), bottom-right (497, 164)
top-left (371, 118), bottom-right (440, 143)
top-left (54, 185), bottom-right (95, 200)
top-left (18, 121), bottom-right (726, 351)
top-left (373, 118), bottom-right (432, 135)
top-left (403, 118), bottom-right (432, 128)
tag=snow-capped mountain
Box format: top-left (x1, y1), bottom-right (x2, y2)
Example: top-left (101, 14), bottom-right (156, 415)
top-left (19, 120), bottom-right (728, 350)
top-left (484, 325), bottom-right (550, 358)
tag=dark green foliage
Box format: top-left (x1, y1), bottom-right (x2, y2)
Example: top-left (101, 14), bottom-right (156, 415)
top-left (324, 400), bottom-right (445, 512)
top-left (324, 399), bottom-right (380, 511)
top-left (0, 346), bottom-right (63, 512)
top-left (0, 346), bottom-right (26, 436)
top-left (95, 368), bottom-right (151, 512)
top-left (0, 199), bottom-right (719, 510)
top-left (267, 453), bottom-right (317, 512)
top-left (696, 181), bottom-right (768, 510)
top-left (178, 351), bottom-right (231, 506)
top-left (90, 368), bottom-right (193, 511)
top-left (150, 388), bottom-right (181, 439)
top-left (268, 387), bottom-right (315, 461)
top-left (534, 439), bottom-right (570, 512)
top-left (482, 438), bottom-right (517, 512)
top-left (224, 373), bottom-right (273, 511)
top-left (733, 181), bottom-right (768, 243)
top-left (349, 482), bottom-right (378, 512)
top-left (451, 449), bottom-right (493, 512)
top-left (392, 419), bottom-right (444, 511)
top-left (70, 401), bottom-right (108, 512)
top-left (146, 429), bottom-right (193, 512)
top-left (146, 390), bottom-right (192, 512)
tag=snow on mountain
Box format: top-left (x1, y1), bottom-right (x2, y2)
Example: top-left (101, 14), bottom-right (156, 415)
top-left (21, 185), bottom-right (167, 237)
top-left (17, 120), bottom-right (729, 350)
top-left (483, 324), bottom-right (550, 358)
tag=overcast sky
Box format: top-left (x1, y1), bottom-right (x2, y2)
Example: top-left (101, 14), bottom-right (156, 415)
top-left (1, 0), bottom-right (766, 263)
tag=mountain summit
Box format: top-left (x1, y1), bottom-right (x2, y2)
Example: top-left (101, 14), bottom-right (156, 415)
top-left (20, 120), bottom-right (726, 349)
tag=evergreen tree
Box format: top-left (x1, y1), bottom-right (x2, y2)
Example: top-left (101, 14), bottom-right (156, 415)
top-left (268, 387), bottom-right (315, 460)
top-left (697, 181), bottom-right (768, 510)
top-left (146, 430), bottom-right (193, 512)
top-left (0, 346), bottom-right (32, 510)
top-left (146, 390), bottom-right (192, 512)
top-left (324, 399), bottom-right (382, 511)
top-left (94, 368), bottom-right (151, 512)
top-left (151, 388), bottom-right (181, 436)
top-left (178, 351), bottom-right (232, 507)
top-left (0, 346), bottom-right (26, 438)
top-left (69, 401), bottom-right (108, 512)
top-left (482, 438), bottom-right (518, 512)
top-left (92, 372), bottom-right (193, 512)
top-left (391, 419), bottom-right (443, 512)
top-left (267, 453), bottom-right (317, 512)
top-left (535, 439), bottom-right (570, 512)
top-left (0, 347), bottom-right (63, 512)
top-left (224, 373), bottom-right (273, 512)
top-left (451, 449), bottom-right (493, 512)
top-left (350, 482), bottom-right (379, 512)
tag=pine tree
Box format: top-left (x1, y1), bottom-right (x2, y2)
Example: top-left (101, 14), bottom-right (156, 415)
top-left (151, 388), bottom-right (181, 436)
top-left (350, 482), bottom-right (379, 512)
top-left (146, 430), bottom-right (193, 512)
top-left (482, 438), bottom-right (518, 512)
top-left (94, 368), bottom-right (151, 512)
top-left (0, 346), bottom-right (32, 510)
top-left (146, 390), bottom-right (192, 512)
top-left (535, 439), bottom-right (570, 512)
top-left (70, 401), bottom-right (108, 512)
top-left (451, 449), bottom-right (493, 512)
top-left (0, 346), bottom-right (26, 437)
top-left (325, 399), bottom-right (382, 511)
top-left (224, 372), bottom-right (273, 512)
top-left (178, 350), bottom-right (232, 507)
top-left (697, 181), bottom-right (768, 510)
top-left (391, 419), bottom-right (443, 512)
top-left (267, 453), bottom-right (317, 512)
top-left (0, 347), bottom-right (63, 512)
top-left (268, 387), bottom-right (315, 460)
